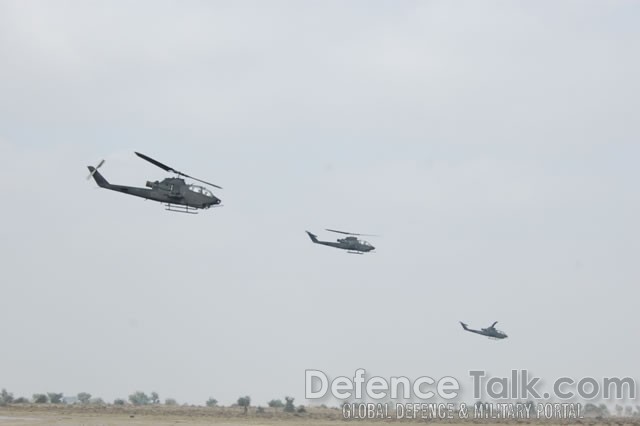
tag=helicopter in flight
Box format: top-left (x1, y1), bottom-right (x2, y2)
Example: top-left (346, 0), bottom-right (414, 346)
top-left (87, 152), bottom-right (222, 213)
top-left (460, 321), bottom-right (508, 339)
top-left (305, 229), bottom-right (376, 254)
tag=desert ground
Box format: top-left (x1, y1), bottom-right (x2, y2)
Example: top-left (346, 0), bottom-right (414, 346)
top-left (0, 405), bottom-right (639, 426)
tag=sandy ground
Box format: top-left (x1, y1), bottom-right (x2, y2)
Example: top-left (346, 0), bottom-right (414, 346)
top-left (0, 405), bottom-right (638, 426)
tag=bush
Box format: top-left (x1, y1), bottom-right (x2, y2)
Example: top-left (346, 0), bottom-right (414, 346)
top-left (48, 393), bottom-right (63, 404)
top-left (164, 398), bottom-right (178, 406)
top-left (237, 396), bottom-right (251, 414)
top-left (33, 394), bottom-right (48, 404)
top-left (77, 392), bottom-right (91, 404)
top-left (284, 396), bottom-right (295, 413)
top-left (297, 405), bottom-right (307, 413)
top-left (129, 391), bottom-right (150, 406)
top-left (113, 398), bottom-right (126, 406)
top-left (268, 399), bottom-right (284, 408)
top-left (1, 389), bottom-right (14, 405)
top-left (90, 398), bottom-right (105, 405)
top-left (150, 392), bottom-right (160, 404)
top-left (14, 397), bottom-right (28, 404)
top-left (205, 397), bottom-right (218, 407)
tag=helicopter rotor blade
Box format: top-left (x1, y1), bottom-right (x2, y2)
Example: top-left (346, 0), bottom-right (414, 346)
top-left (180, 173), bottom-right (223, 189)
top-left (135, 152), bottom-right (177, 173)
top-left (135, 152), bottom-right (222, 189)
top-left (325, 228), bottom-right (378, 237)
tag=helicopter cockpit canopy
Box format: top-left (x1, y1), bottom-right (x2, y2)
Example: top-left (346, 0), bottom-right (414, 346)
top-left (188, 184), bottom-right (213, 197)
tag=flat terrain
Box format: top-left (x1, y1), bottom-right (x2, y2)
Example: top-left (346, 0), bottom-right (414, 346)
top-left (0, 405), bottom-right (638, 426)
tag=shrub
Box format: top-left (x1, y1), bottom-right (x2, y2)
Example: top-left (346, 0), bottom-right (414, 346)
top-left (1, 389), bottom-right (14, 405)
top-left (205, 397), bottom-right (218, 407)
top-left (77, 392), bottom-right (91, 404)
top-left (113, 398), bottom-right (126, 406)
top-left (164, 398), bottom-right (178, 406)
top-left (129, 391), bottom-right (150, 406)
top-left (47, 393), bottom-right (63, 404)
top-left (268, 399), bottom-right (284, 408)
top-left (33, 394), bottom-right (48, 404)
top-left (284, 396), bottom-right (295, 413)
top-left (237, 396), bottom-right (251, 414)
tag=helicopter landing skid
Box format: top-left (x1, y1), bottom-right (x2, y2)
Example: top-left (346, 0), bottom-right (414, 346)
top-left (165, 203), bottom-right (198, 214)
top-left (347, 251), bottom-right (364, 255)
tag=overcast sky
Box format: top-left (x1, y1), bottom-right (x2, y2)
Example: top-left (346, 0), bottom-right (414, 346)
top-left (0, 1), bottom-right (638, 406)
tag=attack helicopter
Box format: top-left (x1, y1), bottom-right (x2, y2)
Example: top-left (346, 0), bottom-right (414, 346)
top-left (460, 321), bottom-right (508, 340)
top-left (305, 229), bottom-right (376, 254)
top-left (87, 152), bottom-right (222, 213)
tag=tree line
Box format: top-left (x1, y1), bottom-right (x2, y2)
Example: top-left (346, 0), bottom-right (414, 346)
top-left (0, 388), bottom-right (307, 412)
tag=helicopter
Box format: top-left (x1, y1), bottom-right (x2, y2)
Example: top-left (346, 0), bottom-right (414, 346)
top-left (460, 321), bottom-right (508, 340)
top-left (87, 152), bottom-right (222, 213)
top-left (305, 229), bottom-right (376, 254)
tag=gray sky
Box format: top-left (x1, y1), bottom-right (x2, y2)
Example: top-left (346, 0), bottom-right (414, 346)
top-left (0, 1), bottom-right (638, 406)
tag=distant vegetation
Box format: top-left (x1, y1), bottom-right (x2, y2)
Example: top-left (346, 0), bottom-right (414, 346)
top-left (237, 396), bottom-right (251, 414)
top-left (584, 403), bottom-right (611, 418)
top-left (0, 389), bottom-right (14, 405)
top-left (3, 385), bottom-right (640, 418)
top-left (129, 391), bottom-right (150, 406)
top-left (283, 396), bottom-right (295, 413)
top-left (47, 393), bottom-right (63, 404)
top-left (77, 392), bottom-right (92, 404)
top-left (32, 394), bottom-right (48, 404)
top-left (268, 399), bottom-right (284, 409)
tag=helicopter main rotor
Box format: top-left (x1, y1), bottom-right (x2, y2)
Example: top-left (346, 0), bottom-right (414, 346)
top-left (135, 152), bottom-right (222, 189)
top-left (325, 229), bottom-right (378, 237)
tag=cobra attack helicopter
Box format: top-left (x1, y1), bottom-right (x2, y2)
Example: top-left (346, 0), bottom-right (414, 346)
top-left (305, 229), bottom-right (376, 254)
top-left (87, 152), bottom-right (222, 213)
top-left (460, 321), bottom-right (508, 340)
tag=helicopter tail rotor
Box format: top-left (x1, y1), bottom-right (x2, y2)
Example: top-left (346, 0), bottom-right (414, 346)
top-left (86, 163), bottom-right (110, 188)
top-left (86, 159), bottom-right (105, 180)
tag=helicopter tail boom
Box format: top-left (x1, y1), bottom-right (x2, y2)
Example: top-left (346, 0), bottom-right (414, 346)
top-left (87, 166), bottom-right (111, 188)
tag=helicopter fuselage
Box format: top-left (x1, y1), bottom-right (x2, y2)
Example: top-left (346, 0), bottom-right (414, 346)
top-left (88, 167), bottom-right (221, 210)
top-left (460, 322), bottom-right (508, 339)
top-left (305, 231), bottom-right (375, 253)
